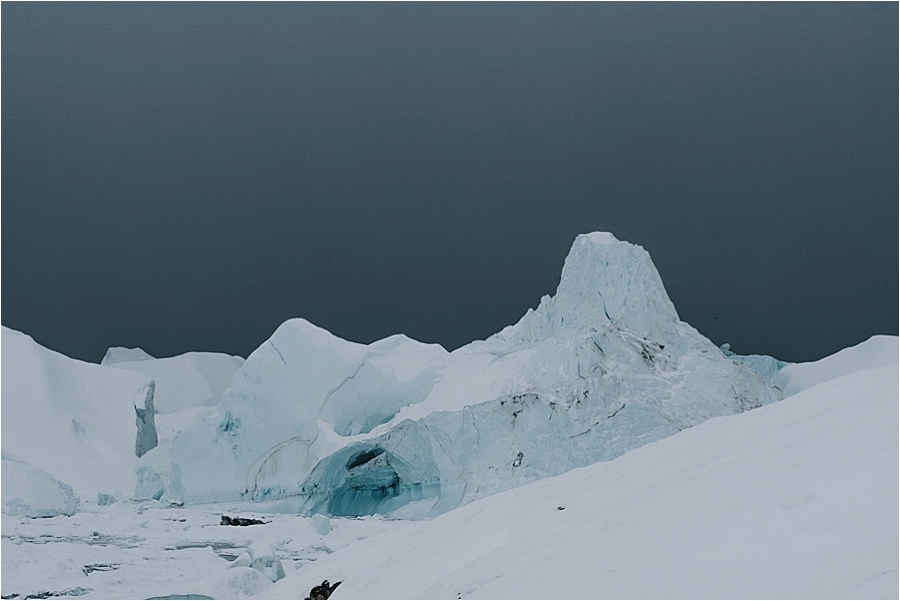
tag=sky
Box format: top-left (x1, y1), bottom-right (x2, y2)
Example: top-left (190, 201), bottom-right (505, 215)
top-left (2, 3), bottom-right (897, 364)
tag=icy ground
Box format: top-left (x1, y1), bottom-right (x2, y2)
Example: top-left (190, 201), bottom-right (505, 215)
top-left (2, 338), bottom-right (896, 600)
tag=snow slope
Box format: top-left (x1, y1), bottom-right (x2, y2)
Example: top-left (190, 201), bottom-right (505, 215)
top-left (2, 344), bottom-right (891, 600)
top-left (102, 349), bottom-right (244, 414)
top-left (138, 234), bottom-right (783, 516)
top-left (266, 360), bottom-right (899, 600)
top-left (1, 327), bottom-right (156, 501)
top-left (774, 334), bottom-right (898, 396)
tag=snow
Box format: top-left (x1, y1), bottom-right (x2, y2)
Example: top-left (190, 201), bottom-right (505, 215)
top-left (140, 234), bottom-right (784, 517)
top-left (3, 231), bottom-right (894, 598)
top-left (1, 327), bottom-right (157, 501)
top-left (0, 501), bottom-right (405, 600)
top-left (265, 362), bottom-right (899, 600)
top-left (774, 334), bottom-right (898, 396)
top-left (103, 350), bottom-right (244, 414)
top-left (2, 343), bottom-right (893, 600)
top-left (2, 452), bottom-right (80, 518)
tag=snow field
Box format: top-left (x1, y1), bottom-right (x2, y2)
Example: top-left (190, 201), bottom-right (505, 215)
top-left (265, 362), bottom-right (898, 599)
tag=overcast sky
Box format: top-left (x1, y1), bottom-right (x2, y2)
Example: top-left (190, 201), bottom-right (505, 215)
top-left (3, 3), bottom-right (897, 364)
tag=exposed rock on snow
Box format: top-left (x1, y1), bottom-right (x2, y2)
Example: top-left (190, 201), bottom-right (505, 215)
top-left (305, 579), bottom-right (341, 600)
top-left (140, 233), bottom-right (784, 517)
top-left (220, 515), bottom-right (266, 526)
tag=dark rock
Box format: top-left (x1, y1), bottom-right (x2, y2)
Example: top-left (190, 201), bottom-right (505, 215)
top-left (305, 580), bottom-right (341, 600)
top-left (220, 515), bottom-right (266, 526)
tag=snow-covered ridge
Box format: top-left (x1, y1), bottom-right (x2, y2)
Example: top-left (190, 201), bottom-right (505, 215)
top-left (774, 334), bottom-right (898, 396)
top-left (1, 327), bottom-right (156, 504)
top-left (103, 349), bottom-right (244, 414)
top-left (138, 233), bottom-right (784, 517)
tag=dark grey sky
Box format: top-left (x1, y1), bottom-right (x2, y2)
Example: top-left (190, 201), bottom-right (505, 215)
top-left (3, 3), bottom-right (897, 364)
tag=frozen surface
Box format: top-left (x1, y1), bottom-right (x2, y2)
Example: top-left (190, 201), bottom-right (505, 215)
top-left (1, 327), bottom-right (158, 502)
top-left (1, 501), bottom-right (403, 600)
top-left (141, 234), bottom-right (783, 517)
top-left (774, 334), bottom-right (898, 396)
top-left (266, 362), bottom-right (899, 600)
top-left (2, 351), bottom-right (892, 600)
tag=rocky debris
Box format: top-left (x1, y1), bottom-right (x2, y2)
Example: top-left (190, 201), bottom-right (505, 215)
top-left (305, 580), bottom-right (341, 600)
top-left (220, 515), bottom-right (266, 526)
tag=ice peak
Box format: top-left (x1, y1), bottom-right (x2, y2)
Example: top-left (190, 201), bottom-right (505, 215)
top-left (483, 234), bottom-right (680, 351)
top-left (578, 231), bottom-right (619, 245)
top-left (101, 346), bottom-right (155, 365)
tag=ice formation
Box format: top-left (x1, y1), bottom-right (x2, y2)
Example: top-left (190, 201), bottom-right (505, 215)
top-left (102, 349), bottom-right (245, 414)
top-left (102, 346), bottom-right (156, 364)
top-left (1, 327), bottom-right (158, 503)
top-left (138, 234), bottom-right (784, 517)
top-left (1, 452), bottom-right (80, 518)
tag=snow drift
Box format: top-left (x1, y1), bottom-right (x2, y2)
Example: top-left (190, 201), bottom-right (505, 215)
top-left (139, 233), bottom-right (783, 517)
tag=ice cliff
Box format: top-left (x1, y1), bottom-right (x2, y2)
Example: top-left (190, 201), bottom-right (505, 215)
top-left (137, 233), bottom-right (783, 517)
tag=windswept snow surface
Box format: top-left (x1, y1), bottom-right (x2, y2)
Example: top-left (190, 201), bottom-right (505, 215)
top-left (139, 234), bottom-right (782, 516)
top-left (1, 327), bottom-right (157, 502)
top-left (266, 361), bottom-right (899, 600)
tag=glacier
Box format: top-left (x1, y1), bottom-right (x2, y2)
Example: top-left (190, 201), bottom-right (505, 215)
top-left (137, 233), bottom-right (783, 517)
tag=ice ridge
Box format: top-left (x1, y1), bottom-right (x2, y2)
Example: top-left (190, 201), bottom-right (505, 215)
top-left (136, 233), bottom-right (784, 517)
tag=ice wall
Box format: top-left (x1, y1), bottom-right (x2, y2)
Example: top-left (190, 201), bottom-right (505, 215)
top-left (138, 234), bottom-right (783, 517)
